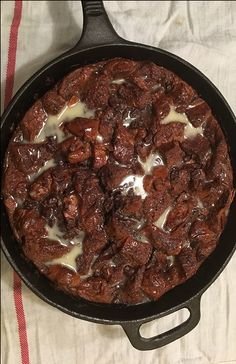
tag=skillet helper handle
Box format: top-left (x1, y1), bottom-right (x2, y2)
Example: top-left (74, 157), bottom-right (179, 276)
top-left (121, 297), bottom-right (201, 351)
top-left (77, 0), bottom-right (124, 49)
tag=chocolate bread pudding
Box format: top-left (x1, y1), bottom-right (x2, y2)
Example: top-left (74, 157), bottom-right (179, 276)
top-left (3, 58), bottom-right (234, 304)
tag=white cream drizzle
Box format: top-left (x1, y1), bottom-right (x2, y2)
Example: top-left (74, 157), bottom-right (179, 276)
top-left (47, 244), bottom-right (83, 272)
top-left (167, 255), bottom-right (175, 266)
top-left (111, 79), bottom-right (125, 85)
top-left (183, 241), bottom-right (191, 248)
top-left (96, 134), bottom-right (104, 143)
top-left (135, 234), bottom-right (149, 244)
top-left (34, 101), bottom-right (94, 143)
top-left (187, 98), bottom-right (206, 110)
top-left (133, 218), bottom-right (145, 230)
top-left (197, 198), bottom-right (204, 209)
top-left (138, 152), bottom-right (164, 175)
top-left (45, 225), bottom-right (85, 272)
top-left (123, 111), bottom-right (137, 127)
top-left (80, 254), bottom-right (99, 280)
top-left (45, 223), bottom-right (66, 246)
top-left (120, 175), bottom-right (147, 199)
top-left (80, 256), bottom-right (116, 280)
top-left (152, 83), bottom-right (162, 91)
top-left (28, 158), bottom-right (56, 182)
top-left (45, 223), bottom-right (85, 247)
top-left (153, 206), bottom-right (172, 230)
top-left (161, 105), bottom-right (203, 139)
top-left (119, 151), bottom-right (164, 199)
top-left (114, 161), bottom-right (127, 168)
top-left (109, 259), bottom-right (117, 267)
top-left (15, 197), bottom-right (24, 207)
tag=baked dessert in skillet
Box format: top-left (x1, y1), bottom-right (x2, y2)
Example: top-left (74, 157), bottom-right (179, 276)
top-left (3, 58), bottom-right (234, 304)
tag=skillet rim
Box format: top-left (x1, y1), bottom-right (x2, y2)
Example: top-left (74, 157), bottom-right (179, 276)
top-left (1, 42), bottom-right (236, 324)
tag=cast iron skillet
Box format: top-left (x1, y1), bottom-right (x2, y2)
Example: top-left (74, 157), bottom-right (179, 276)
top-left (1, 0), bottom-right (236, 351)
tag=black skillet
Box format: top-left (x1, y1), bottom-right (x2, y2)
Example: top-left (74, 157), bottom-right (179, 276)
top-left (1, 0), bottom-right (236, 351)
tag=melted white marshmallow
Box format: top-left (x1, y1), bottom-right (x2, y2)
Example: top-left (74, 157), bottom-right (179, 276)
top-left (28, 158), bottom-right (56, 182)
top-left (34, 101), bottom-right (94, 143)
top-left (154, 206), bottom-right (172, 230)
top-left (161, 105), bottom-right (203, 139)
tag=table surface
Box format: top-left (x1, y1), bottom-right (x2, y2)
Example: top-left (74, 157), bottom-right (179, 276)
top-left (1, 1), bottom-right (236, 364)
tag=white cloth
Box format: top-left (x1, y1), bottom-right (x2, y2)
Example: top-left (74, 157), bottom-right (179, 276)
top-left (1, 1), bottom-right (236, 364)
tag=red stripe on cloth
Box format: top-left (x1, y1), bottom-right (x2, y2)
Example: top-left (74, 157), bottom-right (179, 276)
top-left (4, 1), bottom-right (30, 364)
top-left (4, 0), bottom-right (23, 108)
top-left (13, 273), bottom-right (30, 364)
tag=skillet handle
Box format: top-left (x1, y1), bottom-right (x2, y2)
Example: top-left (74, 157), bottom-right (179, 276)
top-left (121, 296), bottom-right (201, 351)
top-left (75, 0), bottom-right (125, 49)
